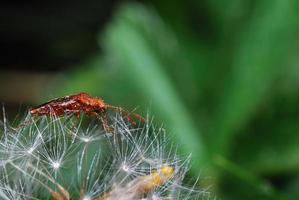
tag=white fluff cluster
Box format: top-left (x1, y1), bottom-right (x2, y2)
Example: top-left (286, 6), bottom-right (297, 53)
top-left (0, 112), bottom-right (210, 200)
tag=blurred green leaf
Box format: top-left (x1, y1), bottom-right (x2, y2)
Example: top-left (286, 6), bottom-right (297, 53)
top-left (284, 175), bottom-right (299, 199)
top-left (102, 3), bottom-right (207, 170)
top-left (233, 118), bottom-right (299, 174)
top-left (209, 0), bottom-right (299, 156)
top-left (215, 155), bottom-right (286, 200)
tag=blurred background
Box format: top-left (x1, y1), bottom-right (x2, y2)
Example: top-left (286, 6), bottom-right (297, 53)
top-left (1, 0), bottom-right (299, 199)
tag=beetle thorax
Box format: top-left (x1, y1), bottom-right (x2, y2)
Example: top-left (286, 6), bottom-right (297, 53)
top-left (76, 93), bottom-right (106, 112)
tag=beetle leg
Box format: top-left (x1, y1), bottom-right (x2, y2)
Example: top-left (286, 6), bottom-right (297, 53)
top-left (14, 115), bottom-right (36, 131)
top-left (86, 111), bottom-right (98, 117)
top-left (75, 111), bottom-right (81, 119)
top-left (106, 105), bottom-right (145, 125)
top-left (98, 114), bottom-right (113, 133)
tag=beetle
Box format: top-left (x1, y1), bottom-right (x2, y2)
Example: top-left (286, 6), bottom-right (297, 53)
top-left (29, 92), bottom-right (144, 131)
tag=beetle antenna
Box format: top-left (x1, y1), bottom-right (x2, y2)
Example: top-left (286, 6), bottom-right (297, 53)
top-left (106, 105), bottom-right (145, 125)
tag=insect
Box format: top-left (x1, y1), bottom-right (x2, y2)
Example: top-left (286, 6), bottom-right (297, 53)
top-left (29, 92), bottom-right (144, 131)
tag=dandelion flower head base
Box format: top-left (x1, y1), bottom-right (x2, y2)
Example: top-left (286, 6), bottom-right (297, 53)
top-left (100, 166), bottom-right (174, 200)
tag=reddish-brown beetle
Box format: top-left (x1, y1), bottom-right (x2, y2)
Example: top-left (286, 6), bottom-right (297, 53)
top-left (30, 92), bottom-right (144, 131)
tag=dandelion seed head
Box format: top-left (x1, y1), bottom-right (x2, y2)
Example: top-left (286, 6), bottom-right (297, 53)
top-left (81, 136), bottom-right (91, 143)
top-left (0, 160), bottom-right (7, 168)
top-left (27, 147), bottom-right (35, 154)
top-left (51, 161), bottom-right (61, 170)
top-left (152, 194), bottom-right (162, 200)
top-left (82, 195), bottom-right (91, 200)
top-left (121, 162), bottom-right (132, 173)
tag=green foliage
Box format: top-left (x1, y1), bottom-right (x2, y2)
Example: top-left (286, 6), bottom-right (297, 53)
top-left (59, 0), bottom-right (299, 199)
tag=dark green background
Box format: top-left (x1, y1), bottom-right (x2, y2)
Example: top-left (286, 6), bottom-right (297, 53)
top-left (1, 0), bottom-right (299, 199)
